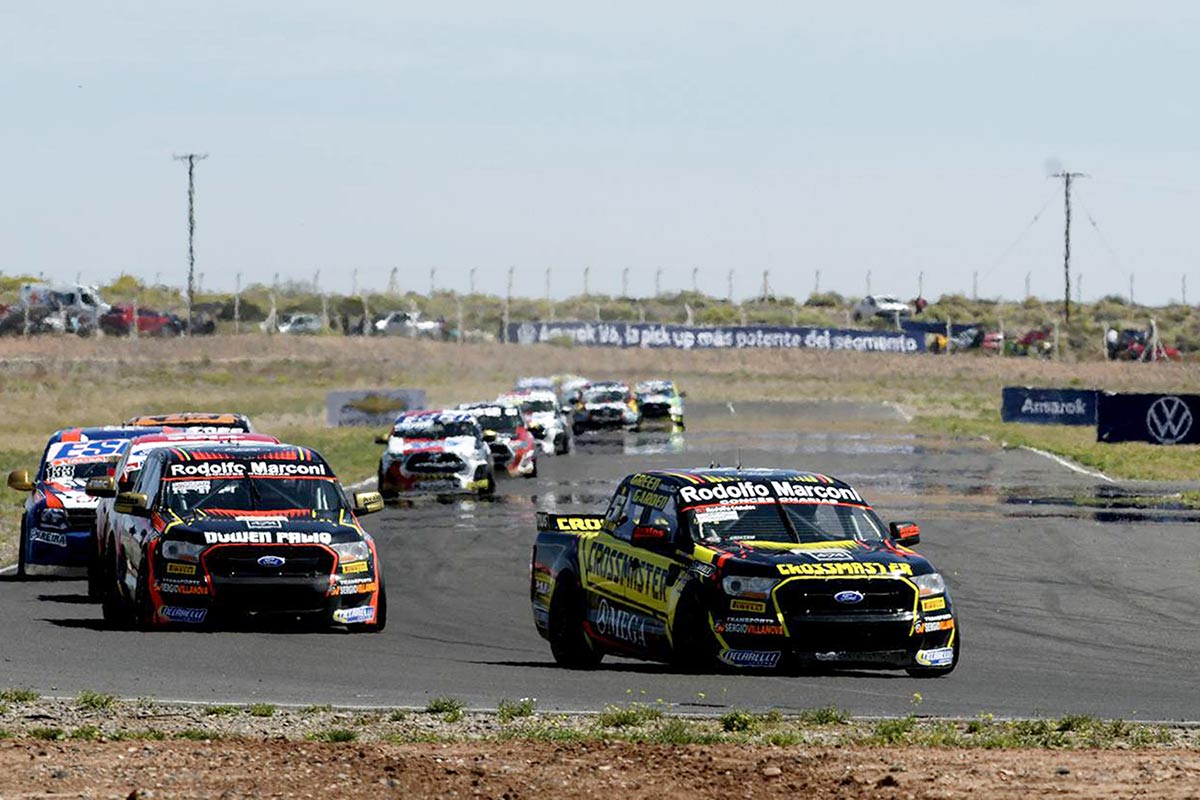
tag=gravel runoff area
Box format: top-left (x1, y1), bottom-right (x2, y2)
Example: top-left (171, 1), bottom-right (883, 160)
top-left (0, 697), bottom-right (1196, 798)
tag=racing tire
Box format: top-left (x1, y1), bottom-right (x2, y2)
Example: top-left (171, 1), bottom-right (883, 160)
top-left (555, 434), bottom-right (569, 455)
top-left (525, 459), bottom-right (538, 479)
top-left (86, 550), bottom-right (105, 601)
top-left (548, 578), bottom-right (603, 669)
top-left (905, 630), bottom-right (961, 678)
top-left (572, 423), bottom-right (585, 437)
top-left (670, 591), bottom-right (720, 673)
top-left (132, 569), bottom-right (156, 631)
top-left (16, 520), bottom-right (28, 579)
top-left (101, 550), bottom-right (131, 629)
top-left (377, 464), bottom-right (398, 501)
top-left (348, 581), bottom-right (388, 633)
top-left (477, 473), bottom-right (496, 498)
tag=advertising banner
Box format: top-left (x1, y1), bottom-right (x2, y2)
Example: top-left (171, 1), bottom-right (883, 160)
top-left (1000, 387), bottom-right (1098, 426)
top-left (326, 389), bottom-right (427, 427)
top-left (507, 321), bottom-right (924, 353)
top-left (1097, 392), bottom-right (1200, 444)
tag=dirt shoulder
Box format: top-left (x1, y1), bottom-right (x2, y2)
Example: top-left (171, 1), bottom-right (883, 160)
top-left (2, 739), bottom-right (1197, 800)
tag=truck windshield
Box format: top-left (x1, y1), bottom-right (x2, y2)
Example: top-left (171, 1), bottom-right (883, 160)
top-left (163, 477), bottom-right (348, 515)
top-left (682, 500), bottom-right (886, 545)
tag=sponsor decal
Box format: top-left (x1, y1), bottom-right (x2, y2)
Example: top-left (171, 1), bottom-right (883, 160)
top-left (915, 646), bottom-right (955, 667)
top-left (730, 599), bottom-right (767, 613)
top-left (921, 596), bottom-right (946, 612)
top-left (340, 560), bottom-right (369, 574)
top-left (157, 581), bottom-right (208, 596)
top-left (46, 440), bottom-right (127, 460)
top-left (594, 599), bottom-right (647, 646)
top-left (629, 474), bottom-right (663, 491)
top-left (689, 562), bottom-right (716, 578)
top-left (332, 580), bottom-right (378, 596)
top-left (202, 531), bottom-right (333, 545)
top-left (257, 555), bottom-right (286, 568)
top-left (714, 620), bottom-right (784, 636)
top-left (333, 606), bottom-right (375, 624)
top-left (718, 649), bottom-right (782, 669)
top-left (807, 549), bottom-right (853, 562)
top-left (161, 606), bottom-right (207, 624)
top-left (244, 519), bottom-right (283, 529)
top-left (29, 529), bottom-right (68, 547)
top-left (833, 590), bottom-right (865, 605)
top-left (533, 577), bottom-right (554, 596)
top-left (695, 509), bottom-right (741, 523)
top-left (581, 540), bottom-right (670, 605)
top-left (554, 516), bottom-right (604, 532)
top-left (167, 461), bottom-right (327, 478)
top-left (1147, 396), bottom-right (1194, 444)
top-left (769, 481), bottom-right (865, 504)
top-left (915, 618), bottom-right (954, 634)
top-left (777, 561), bottom-right (912, 577)
top-left (630, 488), bottom-right (670, 510)
top-left (678, 482), bottom-right (771, 504)
top-left (166, 562), bottom-right (197, 575)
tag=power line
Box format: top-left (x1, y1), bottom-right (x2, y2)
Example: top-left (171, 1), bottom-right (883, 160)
top-left (172, 153), bottom-right (208, 335)
top-left (978, 190), bottom-right (1055, 287)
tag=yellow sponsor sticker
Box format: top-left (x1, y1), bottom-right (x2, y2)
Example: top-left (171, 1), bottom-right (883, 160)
top-left (555, 516), bottom-right (604, 532)
top-left (777, 561), bottom-right (913, 577)
top-left (921, 596), bottom-right (947, 612)
top-left (730, 599), bottom-right (767, 613)
top-left (166, 562), bottom-right (196, 576)
top-left (341, 560), bottom-right (369, 574)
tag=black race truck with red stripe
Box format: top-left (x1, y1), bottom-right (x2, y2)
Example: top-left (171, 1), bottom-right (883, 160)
top-left (98, 443), bottom-right (387, 631)
top-left (530, 468), bottom-right (958, 675)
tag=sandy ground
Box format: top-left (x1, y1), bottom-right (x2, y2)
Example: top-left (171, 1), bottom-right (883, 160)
top-left (0, 739), bottom-right (1197, 799)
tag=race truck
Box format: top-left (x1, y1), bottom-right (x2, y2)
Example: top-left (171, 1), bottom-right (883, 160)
top-left (530, 468), bottom-right (958, 676)
top-left (7, 426), bottom-right (166, 576)
top-left (100, 442), bottom-right (386, 631)
top-left (126, 412), bottom-right (254, 433)
top-left (376, 410), bottom-right (495, 499)
top-left (86, 430), bottom-right (280, 599)
top-left (571, 381), bottom-right (641, 435)
top-left (458, 402), bottom-right (539, 478)
top-left (634, 380), bottom-right (686, 429)
top-left (496, 389), bottom-right (572, 455)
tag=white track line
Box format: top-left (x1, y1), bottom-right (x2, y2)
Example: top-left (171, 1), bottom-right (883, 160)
top-left (346, 476), bottom-right (376, 491)
top-left (883, 401), bottom-right (913, 423)
top-left (0, 564), bottom-right (15, 576)
top-left (1020, 446), bottom-right (1114, 483)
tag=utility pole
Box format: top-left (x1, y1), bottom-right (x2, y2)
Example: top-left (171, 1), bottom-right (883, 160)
top-left (502, 266), bottom-right (514, 343)
top-left (621, 268), bottom-right (628, 298)
top-left (172, 152), bottom-right (207, 335)
top-left (1025, 271), bottom-right (1031, 299)
top-left (387, 268), bottom-right (399, 295)
top-left (972, 271), bottom-right (978, 301)
top-left (312, 270), bottom-right (320, 293)
top-left (1129, 273), bottom-right (1135, 305)
top-left (583, 267), bottom-right (590, 297)
top-left (544, 267), bottom-right (551, 311)
top-left (1183, 274), bottom-right (1188, 305)
top-left (429, 267), bottom-right (436, 295)
top-left (727, 270), bottom-right (734, 304)
top-left (233, 272), bottom-right (241, 334)
top-left (655, 268), bottom-right (662, 297)
top-left (762, 270), bottom-right (770, 300)
top-left (814, 269), bottom-right (821, 295)
top-left (691, 267), bottom-right (698, 294)
top-left (918, 271), bottom-right (924, 299)
top-left (1052, 169), bottom-right (1088, 324)
top-left (468, 267), bottom-right (476, 295)
top-left (351, 269), bottom-right (358, 296)
top-left (866, 270), bottom-right (872, 296)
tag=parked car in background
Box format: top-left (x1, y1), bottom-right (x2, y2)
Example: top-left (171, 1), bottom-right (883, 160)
top-left (853, 295), bottom-right (911, 323)
top-left (277, 313), bottom-right (323, 335)
top-left (99, 305), bottom-right (185, 337)
top-left (374, 311), bottom-right (445, 339)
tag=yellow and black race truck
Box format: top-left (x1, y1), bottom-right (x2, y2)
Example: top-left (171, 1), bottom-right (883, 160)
top-left (530, 468), bottom-right (958, 676)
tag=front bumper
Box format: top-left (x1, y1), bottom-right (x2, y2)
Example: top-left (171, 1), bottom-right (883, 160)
top-left (380, 454), bottom-right (490, 495)
top-left (24, 525), bottom-right (92, 569)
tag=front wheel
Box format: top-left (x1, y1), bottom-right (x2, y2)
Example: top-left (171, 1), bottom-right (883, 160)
top-left (905, 630), bottom-right (961, 678)
top-left (16, 520), bottom-right (28, 578)
top-left (670, 592), bottom-right (719, 672)
top-left (548, 578), bottom-right (603, 669)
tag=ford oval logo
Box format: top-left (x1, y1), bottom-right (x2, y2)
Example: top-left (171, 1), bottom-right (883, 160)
top-left (834, 590), bottom-right (864, 605)
top-left (257, 555), bottom-right (286, 568)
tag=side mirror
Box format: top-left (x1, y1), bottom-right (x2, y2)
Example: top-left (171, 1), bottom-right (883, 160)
top-left (528, 423), bottom-right (544, 433)
top-left (114, 491), bottom-right (151, 517)
top-left (482, 430), bottom-right (498, 443)
top-left (374, 433), bottom-right (390, 445)
top-left (353, 491), bottom-right (385, 515)
top-left (631, 523), bottom-right (672, 549)
top-left (679, 390), bottom-right (687, 398)
top-left (889, 521), bottom-right (921, 545)
top-left (7, 469), bottom-right (33, 492)
top-left (86, 476), bottom-right (117, 498)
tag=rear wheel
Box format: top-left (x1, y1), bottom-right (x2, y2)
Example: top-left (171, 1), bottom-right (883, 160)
top-left (477, 472), bottom-right (496, 498)
top-left (377, 463), bottom-right (397, 501)
top-left (905, 629), bottom-right (961, 678)
top-left (102, 550), bottom-right (130, 628)
top-left (548, 578), bottom-right (602, 669)
top-left (132, 568), bottom-right (155, 631)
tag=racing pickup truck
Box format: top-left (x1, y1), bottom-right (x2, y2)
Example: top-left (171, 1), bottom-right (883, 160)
top-left (376, 410), bottom-right (495, 499)
top-left (634, 380), bottom-right (685, 429)
top-left (99, 442), bottom-right (386, 631)
top-left (571, 381), bottom-right (641, 435)
top-left (530, 468), bottom-right (958, 676)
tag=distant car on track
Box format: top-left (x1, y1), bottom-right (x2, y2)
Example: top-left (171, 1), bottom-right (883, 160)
top-left (572, 381), bottom-right (641, 435)
top-left (125, 412), bottom-right (255, 433)
top-left (531, 468), bottom-right (958, 676)
top-left (376, 411), bottom-right (495, 499)
top-left (458, 402), bottom-right (539, 478)
top-left (7, 427), bottom-right (165, 576)
top-left (496, 389), bottom-right (572, 455)
top-left (634, 380), bottom-right (686, 429)
top-left (101, 442), bottom-right (386, 631)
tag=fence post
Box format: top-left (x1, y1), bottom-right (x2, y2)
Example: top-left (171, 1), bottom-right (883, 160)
top-left (456, 297), bottom-right (464, 344)
top-left (130, 296), bottom-right (138, 339)
top-left (1052, 322), bottom-right (1060, 360)
top-left (945, 319), bottom-right (951, 356)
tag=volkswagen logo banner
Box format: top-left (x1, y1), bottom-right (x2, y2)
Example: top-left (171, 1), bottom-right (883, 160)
top-left (1097, 392), bottom-right (1200, 445)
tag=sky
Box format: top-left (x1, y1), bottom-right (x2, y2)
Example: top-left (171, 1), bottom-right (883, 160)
top-left (3, 2), bottom-right (1199, 304)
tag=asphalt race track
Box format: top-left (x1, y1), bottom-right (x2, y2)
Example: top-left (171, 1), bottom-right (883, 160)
top-left (2, 401), bottom-right (1197, 720)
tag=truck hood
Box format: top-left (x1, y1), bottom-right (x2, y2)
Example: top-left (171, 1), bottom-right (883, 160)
top-left (162, 514), bottom-right (365, 546)
top-left (389, 436), bottom-right (477, 456)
